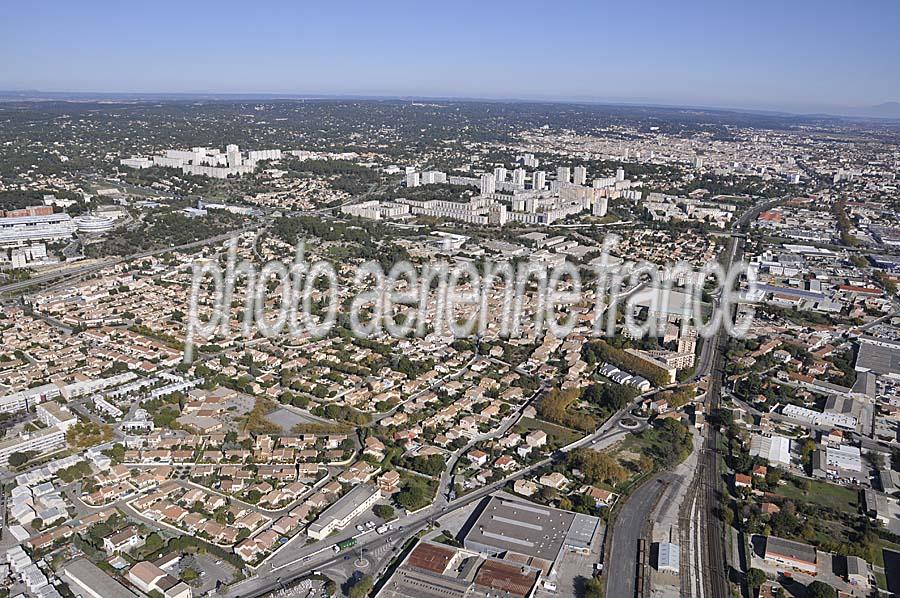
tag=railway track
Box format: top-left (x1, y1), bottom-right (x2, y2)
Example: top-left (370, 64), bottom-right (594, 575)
top-left (695, 228), bottom-right (748, 598)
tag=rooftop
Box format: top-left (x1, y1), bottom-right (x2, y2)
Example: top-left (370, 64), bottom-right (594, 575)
top-left (765, 535), bottom-right (817, 565)
top-left (463, 495), bottom-right (576, 562)
top-left (856, 337), bottom-right (900, 377)
top-left (63, 558), bottom-right (138, 598)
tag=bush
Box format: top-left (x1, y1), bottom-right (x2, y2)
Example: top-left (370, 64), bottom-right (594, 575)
top-left (7, 452), bottom-right (28, 468)
top-left (373, 504), bottom-right (395, 521)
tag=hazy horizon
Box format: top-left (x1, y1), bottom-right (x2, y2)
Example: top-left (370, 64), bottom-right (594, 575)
top-left (2, 0), bottom-right (899, 117)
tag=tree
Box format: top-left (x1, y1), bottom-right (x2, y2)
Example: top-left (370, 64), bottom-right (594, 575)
top-left (405, 454), bottom-right (445, 477)
top-left (348, 575), bottom-right (373, 598)
top-left (395, 478), bottom-right (431, 511)
top-left (584, 575), bottom-right (604, 598)
top-left (143, 532), bottom-right (164, 555)
top-left (865, 450), bottom-right (884, 470)
top-left (568, 448), bottom-right (627, 486)
top-left (746, 568), bottom-right (766, 590)
top-left (373, 504), bottom-right (395, 520)
top-left (538, 387), bottom-right (596, 431)
top-left (182, 568), bottom-right (199, 583)
top-left (806, 581), bottom-right (836, 598)
top-left (7, 452), bottom-right (28, 468)
top-left (581, 382), bottom-right (636, 412)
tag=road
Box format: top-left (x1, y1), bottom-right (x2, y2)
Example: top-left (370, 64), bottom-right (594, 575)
top-left (223, 387), bottom-right (654, 598)
top-left (604, 196), bottom-right (778, 598)
top-left (0, 225), bottom-right (264, 297)
top-left (605, 474), bottom-right (678, 598)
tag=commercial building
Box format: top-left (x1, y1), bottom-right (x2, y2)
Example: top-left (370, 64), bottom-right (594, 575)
top-left (0, 213), bottom-right (76, 247)
top-left (749, 434), bottom-right (792, 468)
top-left (307, 484), bottom-right (381, 540)
top-left (855, 336), bottom-right (900, 380)
top-left (781, 404), bottom-right (856, 431)
top-left (376, 540), bottom-right (541, 598)
top-left (656, 542), bottom-right (680, 574)
top-left (462, 495), bottom-right (600, 574)
top-left (825, 445), bottom-right (862, 473)
top-left (74, 214), bottom-right (116, 233)
top-left (846, 555), bottom-right (869, 587)
top-left (863, 489), bottom-right (893, 527)
top-left (128, 561), bottom-right (192, 598)
top-left (62, 558), bottom-right (138, 598)
top-left (763, 535), bottom-right (817, 574)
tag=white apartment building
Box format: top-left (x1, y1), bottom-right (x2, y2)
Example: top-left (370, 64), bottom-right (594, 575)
top-left (307, 485), bottom-right (381, 540)
top-left (341, 200), bottom-right (410, 221)
top-left (61, 372), bottom-right (138, 399)
top-left (0, 383), bottom-right (61, 414)
top-left (0, 426), bottom-right (67, 467)
top-left (420, 171), bottom-right (446, 185)
top-left (247, 149), bottom-right (282, 163)
top-left (573, 165), bottom-right (587, 186)
top-left (480, 173), bottom-right (496, 195)
top-left (120, 157), bottom-right (153, 169)
top-left (36, 402), bottom-right (77, 432)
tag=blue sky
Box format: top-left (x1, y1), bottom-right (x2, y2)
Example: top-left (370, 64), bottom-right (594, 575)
top-left (1, 0), bottom-right (898, 113)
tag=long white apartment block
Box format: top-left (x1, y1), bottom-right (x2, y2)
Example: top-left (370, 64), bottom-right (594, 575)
top-left (0, 383), bottom-right (62, 415)
top-left (0, 426), bottom-right (67, 467)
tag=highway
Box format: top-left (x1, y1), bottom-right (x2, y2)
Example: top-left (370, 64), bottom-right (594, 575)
top-left (0, 225), bottom-right (263, 297)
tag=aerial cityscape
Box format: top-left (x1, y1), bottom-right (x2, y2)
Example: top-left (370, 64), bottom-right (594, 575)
top-left (1, 3), bottom-right (900, 598)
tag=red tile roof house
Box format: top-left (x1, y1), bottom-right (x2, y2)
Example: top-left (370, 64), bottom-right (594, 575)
top-left (468, 449), bottom-right (488, 467)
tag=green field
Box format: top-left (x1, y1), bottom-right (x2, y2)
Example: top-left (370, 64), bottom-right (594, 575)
top-left (774, 479), bottom-right (858, 514)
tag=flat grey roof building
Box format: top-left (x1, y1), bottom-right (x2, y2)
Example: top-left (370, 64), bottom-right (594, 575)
top-left (764, 535), bottom-right (817, 566)
top-left (856, 337), bottom-right (900, 378)
top-left (464, 495), bottom-right (574, 561)
top-left (656, 542), bottom-right (680, 573)
top-left (566, 513), bottom-right (601, 551)
top-left (462, 494), bottom-right (598, 567)
top-left (63, 558), bottom-right (138, 598)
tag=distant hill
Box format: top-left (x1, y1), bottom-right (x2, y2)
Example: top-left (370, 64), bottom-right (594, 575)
top-left (834, 102), bottom-right (900, 120)
top-left (1, 90), bottom-right (899, 121)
